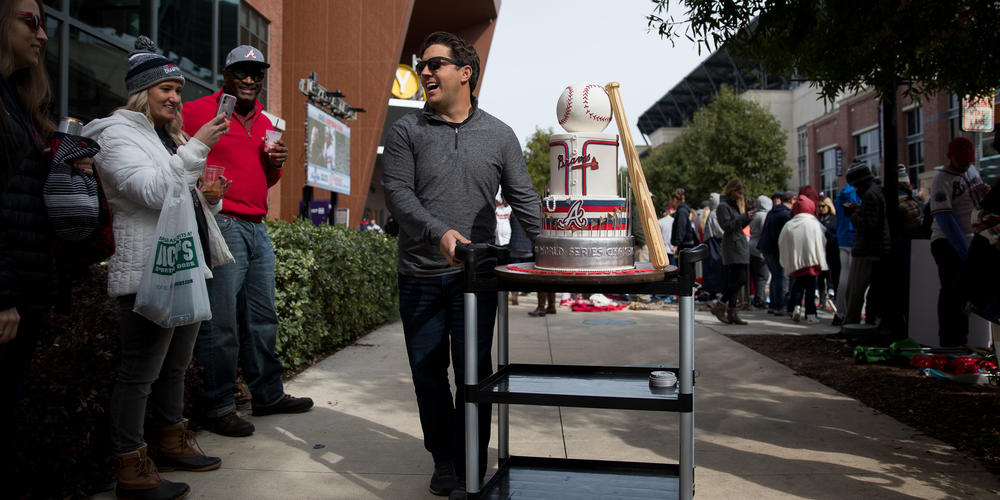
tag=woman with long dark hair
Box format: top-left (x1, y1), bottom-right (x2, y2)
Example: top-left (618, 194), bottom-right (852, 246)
top-left (713, 178), bottom-right (756, 324)
top-left (0, 1), bottom-right (55, 495)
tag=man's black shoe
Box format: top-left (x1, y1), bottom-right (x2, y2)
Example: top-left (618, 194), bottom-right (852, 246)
top-left (831, 315), bottom-right (844, 326)
top-left (448, 479), bottom-right (466, 499)
top-left (429, 462), bottom-right (457, 496)
top-left (203, 411), bottom-right (255, 437)
top-left (251, 394), bottom-right (314, 416)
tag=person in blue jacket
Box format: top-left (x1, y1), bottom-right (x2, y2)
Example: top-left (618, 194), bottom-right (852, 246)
top-left (832, 182), bottom-right (860, 325)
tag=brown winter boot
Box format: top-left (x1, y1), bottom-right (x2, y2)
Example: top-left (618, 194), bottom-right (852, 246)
top-left (711, 302), bottom-right (730, 324)
top-left (151, 419), bottom-right (222, 472)
top-left (727, 305), bottom-right (749, 325)
top-left (113, 444), bottom-right (190, 500)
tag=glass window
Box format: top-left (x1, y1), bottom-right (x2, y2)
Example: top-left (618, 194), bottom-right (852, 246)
top-left (44, 16), bottom-right (61, 122)
top-left (905, 108), bottom-right (924, 173)
top-left (819, 149), bottom-right (837, 196)
top-left (218, 0), bottom-right (238, 79)
top-left (157, 0), bottom-right (215, 82)
top-left (854, 128), bottom-right (880, 176)
top-left (67, 27), bottom-right (129, 122)
top-left (906, 108), bottom-right (922, 136)
top-left (797, 127), bottom-right (807, 185)
top-left (70, 0), bottom-right (151, 40)
top-left (237, 2), bottom-right (268, 106)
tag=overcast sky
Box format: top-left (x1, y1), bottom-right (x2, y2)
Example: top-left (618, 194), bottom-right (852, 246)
top-left (477, 0), bottom-right (706, 148)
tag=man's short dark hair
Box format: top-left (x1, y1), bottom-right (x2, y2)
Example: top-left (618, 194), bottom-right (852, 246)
top-left (419, 31), bottom-right (481, 97)
top-left (781, 191), bottom-right (796, 203)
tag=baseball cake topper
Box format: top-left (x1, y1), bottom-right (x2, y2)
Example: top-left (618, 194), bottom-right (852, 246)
top-left (556, 82), bottom-right (612, 133)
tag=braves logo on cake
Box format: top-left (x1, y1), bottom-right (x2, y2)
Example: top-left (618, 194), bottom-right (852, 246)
top-left (543, 198), bottom-right (627, 232)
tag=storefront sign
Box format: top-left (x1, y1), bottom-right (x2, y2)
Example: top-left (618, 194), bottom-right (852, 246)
top-left (962, 96), bottom-right (995, 132)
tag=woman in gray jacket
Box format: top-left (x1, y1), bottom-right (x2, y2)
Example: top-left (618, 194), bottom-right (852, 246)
top-left (712, 178), bottom-right (756, 324)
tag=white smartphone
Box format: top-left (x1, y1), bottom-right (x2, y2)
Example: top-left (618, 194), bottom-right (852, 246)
top-left (217, 93), bottom-right (237, 120)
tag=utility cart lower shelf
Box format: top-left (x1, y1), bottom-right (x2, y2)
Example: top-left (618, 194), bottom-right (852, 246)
top-left (473, 364), bottom-right (689, 411)
top-left (477, 456), bottom-right (681, 499)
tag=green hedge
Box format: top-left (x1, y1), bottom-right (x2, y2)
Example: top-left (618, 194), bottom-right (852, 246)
top-left (268, 219), bottom-right (398, 369)
top-left (11, 221), bottom-right (397, 498)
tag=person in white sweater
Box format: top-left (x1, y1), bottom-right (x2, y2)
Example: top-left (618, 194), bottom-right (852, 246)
top-left (778, 196), bottom-right (828, 323)
top-left (83, 37), bottom-right (229, 500)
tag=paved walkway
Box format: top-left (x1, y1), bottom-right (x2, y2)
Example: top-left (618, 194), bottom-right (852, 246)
top-left (96, 297), bottom-right (1000, 499)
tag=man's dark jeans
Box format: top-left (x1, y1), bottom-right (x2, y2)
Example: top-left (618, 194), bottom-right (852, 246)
top-left (398, 272), bottom-right (496, 481)
top-left (763, 252), bottom-right (785, 311)
top-left (931, 239), bottom-right (968, 347)
top-left (195, 216), bottom-right (285, 418)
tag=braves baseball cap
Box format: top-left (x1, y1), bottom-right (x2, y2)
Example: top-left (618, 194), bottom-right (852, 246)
top-left (224, 45), bottom-right (270, 69)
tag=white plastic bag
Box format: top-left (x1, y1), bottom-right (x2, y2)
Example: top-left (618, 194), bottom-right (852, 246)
top-left (133, 180), bottom-right (212, 328)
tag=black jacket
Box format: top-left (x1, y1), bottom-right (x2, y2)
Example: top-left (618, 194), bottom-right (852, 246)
top-left (757, 203), bottom-right (790, 255)
top-left (850, 183), bottom-right (891, 257)
top-left (0, 75), bottom-right (53, 312)
top-left (670, 202), bottom-right (697, 249)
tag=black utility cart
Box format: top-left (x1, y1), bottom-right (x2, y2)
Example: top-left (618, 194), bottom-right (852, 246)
top-left (455, 244), bottom-right (707, 500)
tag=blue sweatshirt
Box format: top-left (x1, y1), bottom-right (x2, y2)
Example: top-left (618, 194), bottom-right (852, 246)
top-left (836, 184), bottom-right (861, 247)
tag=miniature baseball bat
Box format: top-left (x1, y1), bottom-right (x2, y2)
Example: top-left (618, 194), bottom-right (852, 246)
top-left (605, 82), bottom-right (670, 270)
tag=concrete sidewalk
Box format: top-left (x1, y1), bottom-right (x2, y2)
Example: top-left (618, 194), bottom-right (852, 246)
top-left (97, 297), bottom-right (1000, 499)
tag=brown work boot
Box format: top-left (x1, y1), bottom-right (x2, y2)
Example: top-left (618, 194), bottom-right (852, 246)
top-left (113, 444), bottom-right (190, 500)
top-left (727, 305), bottom-right (748, 325)
top-left (711, 302), bottom-right (730, 324)
top-left (151, 419), bottom-right (221, 472)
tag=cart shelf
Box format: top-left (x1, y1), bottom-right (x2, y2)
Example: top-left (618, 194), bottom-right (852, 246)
top-left (469, 363), bottom-right (690, 411)
top-left (478, 456), bottom-right (681, 500)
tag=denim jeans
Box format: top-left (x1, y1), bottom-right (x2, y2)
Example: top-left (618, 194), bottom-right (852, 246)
top-left (110, 295), bottom-right (199, 452)
top-left (763, 252), bottom-right (784, 311)
top-left (398, 272), bottom-right (497, 481)
top-left (194, 215), bottom-right (284, 418)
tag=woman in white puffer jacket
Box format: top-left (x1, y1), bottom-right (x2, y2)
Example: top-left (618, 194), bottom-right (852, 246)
top-left (82, 37), bottom-right (229, 500)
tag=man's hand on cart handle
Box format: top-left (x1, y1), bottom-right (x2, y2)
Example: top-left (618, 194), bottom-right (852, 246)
top-left (440, 229), bottom-right (471, 267)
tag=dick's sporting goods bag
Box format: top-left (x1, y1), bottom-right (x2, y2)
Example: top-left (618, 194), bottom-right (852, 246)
top-left (133, 179), bottom-right (212, 328)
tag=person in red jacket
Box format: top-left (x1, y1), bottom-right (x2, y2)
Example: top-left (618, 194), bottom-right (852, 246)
top-left (181, 45), bottom-right (312, 438)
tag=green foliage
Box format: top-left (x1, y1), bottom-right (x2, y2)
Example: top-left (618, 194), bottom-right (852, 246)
top-left (523, 127), bottom-right (553, 195)
top-left (267, 219), bottom-right (398, 369)
top-left (12, 222), bottom-right (397, 497)
top-left (647, 0), bottom-right (1000, 102)
top-left (642, 86), bottom-right (788, 204)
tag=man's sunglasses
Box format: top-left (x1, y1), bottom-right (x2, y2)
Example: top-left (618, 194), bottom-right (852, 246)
top-left (415, 56), bottom-right (463, 73)
top-left (230, 67), bottom-right (266, 82)
top-left (16, 11), bottom-right (43, 33)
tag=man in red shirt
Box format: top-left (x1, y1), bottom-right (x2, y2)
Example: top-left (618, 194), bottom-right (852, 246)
top-left (182, 45), bottom-right (312, 437)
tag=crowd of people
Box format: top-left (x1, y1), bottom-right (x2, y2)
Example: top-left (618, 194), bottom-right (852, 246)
top-left (1, 3), bottom-right (313, 496)
top-left (650, 139), bottom-right (997, 344)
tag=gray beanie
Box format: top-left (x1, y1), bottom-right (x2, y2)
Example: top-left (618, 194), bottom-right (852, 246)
top-left (125, 36), bottom-right (185, 95)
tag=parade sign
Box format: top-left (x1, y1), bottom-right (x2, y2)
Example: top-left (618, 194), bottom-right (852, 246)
top-left (962, 96), bottom-right (995, 132)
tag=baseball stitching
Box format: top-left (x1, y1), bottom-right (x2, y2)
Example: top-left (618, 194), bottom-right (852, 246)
top-left (558, 85), bottom-right (573, 125)
top-left (583, 84), bottom-right (611, 123)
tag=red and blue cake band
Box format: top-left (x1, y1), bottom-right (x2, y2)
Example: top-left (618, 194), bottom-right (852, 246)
top-left (542, 198), bottom-right (627, 231)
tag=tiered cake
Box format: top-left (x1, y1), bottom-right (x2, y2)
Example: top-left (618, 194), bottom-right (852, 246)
top-left (533, 83), bottom-right (633, 271)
